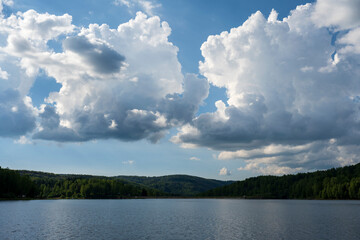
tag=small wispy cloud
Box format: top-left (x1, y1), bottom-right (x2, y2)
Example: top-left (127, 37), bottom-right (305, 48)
top-left (219, 167), bottom-right (231, 176)
top-left (238, 161), bottom-right (303, 176)
top-left (113, 0), bottom-right (161, 16)
top-left (0, 67), bottom-right (9, 79)
top-left (189, 156), bottom-right (200, 161)
top-left (14, 135), bottom-right (32, 145)
top-left (122, 160), bottom-right (134, 165)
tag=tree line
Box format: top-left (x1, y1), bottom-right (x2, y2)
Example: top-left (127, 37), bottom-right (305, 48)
top-left (36, 177), bottom-right (164, 199)
top-left (0, 167), bottom-right (38, 198)
top-left (2, 163), bottom-right (360, 199)
top-left (116, 175), bottom-right (232, 196)
top-left (1, 167), bottom-right (164, 199)
top-left (200, 163), bottom-right (360, 199)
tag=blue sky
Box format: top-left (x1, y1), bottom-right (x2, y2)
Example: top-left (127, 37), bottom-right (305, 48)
top-left (0, 0), bottom-right (360, 180)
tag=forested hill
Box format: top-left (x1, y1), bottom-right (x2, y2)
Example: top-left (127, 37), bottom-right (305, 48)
top-left (114, 175), bottom-right (233, 196)
top-left (200, 163), bottom-right (360, 199)
top-left (3, 163), bottom-right (360, 199)
top-left (18, 170), bottom-right (233, 196)
top-left (1, 169), bottom-right (232, 198)
top-left (2, 168), bottom-right (164, 199)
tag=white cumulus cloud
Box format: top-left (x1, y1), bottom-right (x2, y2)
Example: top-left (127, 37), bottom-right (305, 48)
top-left (173, 2), bottom-right (360, 173)
top-left (0, 8), bottom-right (208, 142)
top-left (312, 0), bottom-right (360, 30)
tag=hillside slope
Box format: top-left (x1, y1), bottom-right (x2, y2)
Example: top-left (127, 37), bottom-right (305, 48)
top-left (115, 175), bottom-right (233, 196)
top-left (14, 170), bottom-right (165, 198)
top-left (15, 170), bottom-right (233, 197)
top-left (200, 163), bottom-right (360, 199)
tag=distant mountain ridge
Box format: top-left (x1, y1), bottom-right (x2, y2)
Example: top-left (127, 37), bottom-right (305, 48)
top-left (9, 169), bottom-right (164, 199)
top-left (114, 175), bottom-right (234, 196)
top-left (5, 163), bottom-right (360, 200)
top-left (16, 170), bottom-right (233, 197)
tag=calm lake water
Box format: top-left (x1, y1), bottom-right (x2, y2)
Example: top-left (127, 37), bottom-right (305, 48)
top-left (1, 199), bottom-right (360, 240)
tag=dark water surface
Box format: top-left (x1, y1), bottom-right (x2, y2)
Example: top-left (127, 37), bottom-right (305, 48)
top-left (1, 199), bottom-right (360, 240)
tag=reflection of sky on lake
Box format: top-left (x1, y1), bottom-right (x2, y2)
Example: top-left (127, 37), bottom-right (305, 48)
top-left (1, 199), bottom-right (360, 240)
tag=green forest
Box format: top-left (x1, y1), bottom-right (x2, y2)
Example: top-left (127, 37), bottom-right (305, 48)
top-left (115, 175), bottom-right (232, 196)
top-left (0, 167), bottom-right (164, 199)
top-left (0, 167), bottom-right (38, 198)
top-left (1, 163), bottom-right (360, 199)
top-left (200, 163), bottom-right (360, 199)
top-left (35, 178), bottom-right (164, 199)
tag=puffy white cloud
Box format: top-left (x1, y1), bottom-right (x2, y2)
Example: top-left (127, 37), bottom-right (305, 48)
top-left (2, 0), bottom-right (360, 175)
top-left (171, 124), bottom-right (201, 149)
top-left (0, 8), bottom-right (74, 87)
top-left (0, 9), bottom-right (74, 53)
top-left (312, 0), bottom-right (360, 30)
top-left (0, 89), bottom-right (36, 137)
top-left (39, 12), bottom-right (207, 142)
top-left (219, 167), bottom-right (231, 176)
top-left (312, 0), bottom-right (360, 66)
top-left (173, 3), bottom-right (360, 172)
top-left (0, 8), bottom-right (74, 138)
top-left (237, 139), bottom-right (360, 175)
top-left (337, 27), bottom-right (360, 54)
top-left (0, 8), bottom-right (208, 143)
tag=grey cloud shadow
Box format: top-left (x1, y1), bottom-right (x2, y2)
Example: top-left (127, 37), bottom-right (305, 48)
top-left (63, 36), bottom-right (125, 74)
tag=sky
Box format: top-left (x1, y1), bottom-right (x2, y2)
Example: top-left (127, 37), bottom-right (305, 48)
top-left (0, 0), bottom-right (360, 180)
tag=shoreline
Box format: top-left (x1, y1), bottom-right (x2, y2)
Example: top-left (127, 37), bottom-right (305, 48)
top-left (2, 197), bottom-right (359, 201)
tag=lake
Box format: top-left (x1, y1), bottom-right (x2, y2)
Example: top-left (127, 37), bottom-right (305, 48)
top-left (1, 199), bottom-right (360, 239)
